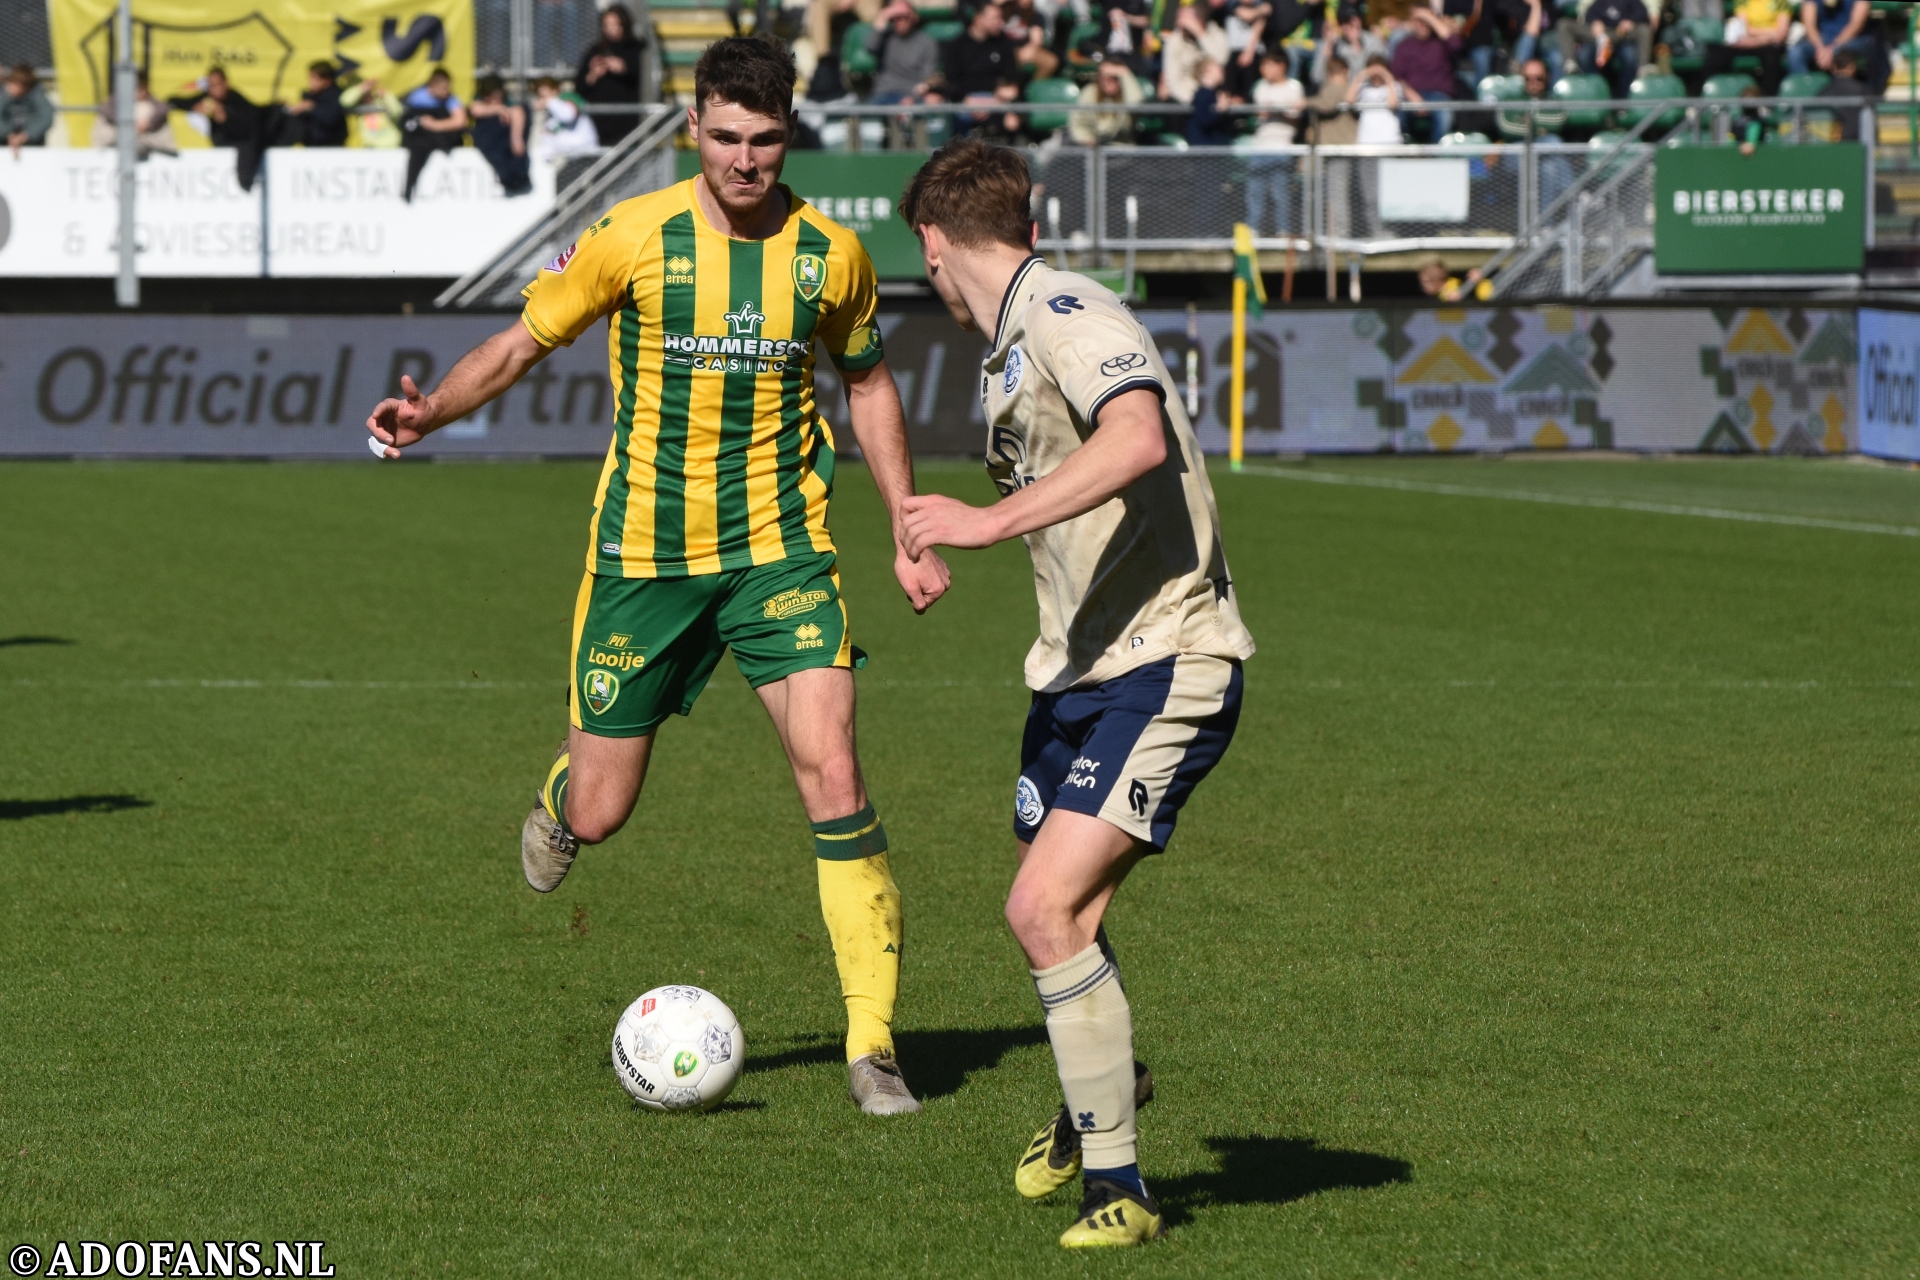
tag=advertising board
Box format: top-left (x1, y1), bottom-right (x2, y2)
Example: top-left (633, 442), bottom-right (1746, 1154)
top-left (1653, 143), bottom-right (1865, 274)
top-left (680, 151), bottom-right (928, 278)
top-left (1857, 308), bottom-right (1920, 461)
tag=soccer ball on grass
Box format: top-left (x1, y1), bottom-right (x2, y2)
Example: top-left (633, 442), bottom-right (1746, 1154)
top-left (611, 985), bottom-right (745, 1111)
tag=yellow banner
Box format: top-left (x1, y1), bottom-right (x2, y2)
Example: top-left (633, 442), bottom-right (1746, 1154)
top-left (50, 0), bottom-right (474, 119)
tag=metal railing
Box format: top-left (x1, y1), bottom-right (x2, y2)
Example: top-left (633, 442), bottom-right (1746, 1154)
top-left (437, 103), bottom-right (681, 310)
top-left (438, 94), bottom-right (1885, 308)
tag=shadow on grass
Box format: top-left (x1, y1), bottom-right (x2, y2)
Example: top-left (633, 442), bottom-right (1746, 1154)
top-left (1156, 1135), bottom-right (1412, 1226)
top-left (0, 795), bottom-right (153, 821)
top-left (0, 635), bottom-right (76, 648)
top-left (746, 1025), bottom-right (1050, 1101)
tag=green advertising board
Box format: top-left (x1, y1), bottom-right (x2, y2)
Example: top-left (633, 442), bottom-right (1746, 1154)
top-left (674, 151), bottom-right (930, 278)
top-left (1654, 143), bottom-right (1865, 274)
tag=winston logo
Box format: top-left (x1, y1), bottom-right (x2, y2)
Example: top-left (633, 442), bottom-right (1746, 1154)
top-left (763, 587), bottom-right (831, 620)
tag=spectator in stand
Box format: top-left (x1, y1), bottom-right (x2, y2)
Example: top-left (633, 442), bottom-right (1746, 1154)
top-left (279, 61), bottom-right (348, 147)
top-left (1001, 0), bottom-right (1062, 80)
top-left (976, 77), bottom-right (1038, 142)
top-left (1497, 58), bottom-right (1571, 204)
top-left (400, 66), bottom-right (467, 201)
top-left (1309, 56), bottom-right (1363, 236)
top-left (97, 73), bottom-right (177, 158)
top-left (1312, 4), bottom-right (1385, 86)
top-left (1245, 49), bottom-right (1304, 236)
top-left (170, 69), bottom-right (270, 184)
top-left (1790, 0), bottom-right (1878, 84)
top-left (1705, 0), bottom-right (1791, 96)
top-left (469, 74), bottom-right (532, 195)
top-left (1162, 3), bottom-right (1230, 105)
top-left (806, 0), bottom-right (882, 100)
top-left (1492, 0), bottom-right (1554, 81)
top-left (1817, 48), bottom-right (1870, 138)
top-left (1100, 0), bottom-right (1155, 76)
top-left (577, 3), bottom-right (647, 145)
top-left (866, 0), bottom-right (946, 104)
top-left (1390, 4), bottom-right (1459, 140)
top-left (5, 65), bottom-right (54, 156)
top-left (1439, 0), bottom-right (1494, 94)
top-left (1072, 57), bottom-right (1145, 143)
top-left (530, 76), bottom-right (600, 159)
top-left (1577, 0), bottom-right (1648, 96)
top-left (1185, 59), bottom-right (1240, 144)
top-left (946, 3), bottom-right (1023, 99)
top-left (1542, 0), bottom-right (1586, 81)
top-left (1222, 0), bottom-right (1272, 96)
top-left (1349, 52), bottom-right (1402, 140)
top-left (342, 77), bottom-right (402, 147)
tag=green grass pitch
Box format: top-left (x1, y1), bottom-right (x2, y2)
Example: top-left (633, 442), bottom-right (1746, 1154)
top-left (2, 455), bottom-right (1916, 1277)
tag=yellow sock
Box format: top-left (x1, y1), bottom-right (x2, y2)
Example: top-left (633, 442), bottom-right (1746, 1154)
top-left (812, 805), bottom-right (901, 1062)
top-left (542, 752), bottom-right (570, 829)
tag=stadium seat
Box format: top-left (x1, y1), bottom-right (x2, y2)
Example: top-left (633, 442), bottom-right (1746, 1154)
top-left (1551, 73), bottom-right (1614, 129)
top-left (1779, 71), bottom-right (1831, 97)
top-left (915, 5), bottom-right (958, 19)
top-left (1477, 74), bottom-right (1535, 140)
top-left (1779, 71), bottom-right (1837, 141)
top-left (922, 19), bottom-right (964, 43)
top-left (1439, 131), bottom-right (1492, 144)
top-left (1701, 72), bottom-right (1758, 99)
top-left (1625, 72), bottom-right (1687, 130)
top-left (1025, 77), bottom-right (1080, 134)
top-left (1664, 15), bottom-right (1726, 73)
top-left (841, 22), bottom-right (878, 79)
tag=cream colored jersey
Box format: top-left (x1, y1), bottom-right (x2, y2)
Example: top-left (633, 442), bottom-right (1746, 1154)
top-left (982, 257), bottom-right (1256, 692)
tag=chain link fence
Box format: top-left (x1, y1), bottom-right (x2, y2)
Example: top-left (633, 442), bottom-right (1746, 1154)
top-left (1, 0), bottom-right (52, 70)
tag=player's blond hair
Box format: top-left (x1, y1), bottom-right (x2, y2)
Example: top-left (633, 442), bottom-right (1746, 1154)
top-left (900, 138), bottom-right (1034, 252)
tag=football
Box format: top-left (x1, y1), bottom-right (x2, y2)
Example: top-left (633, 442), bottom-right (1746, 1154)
top-left (611, 985), bottom-right (745, 1112)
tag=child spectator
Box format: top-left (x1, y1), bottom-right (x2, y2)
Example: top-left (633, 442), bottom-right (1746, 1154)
top-left (169, 69), bottom-right (269, 185)
top-left (530, 77), bottom-right (600, 160)
top-left (1348, 52), bottom-right (1402, 142)
top-left (1185, 58), bottom-right (1240, 144)
top-left (100, 73), bottom-right (178, 159)
top-left (341, 77), bottom-right (403, 148)
top-left (400, 67), bottom-right (467, 201)
top-left (469, 74), bottom-right (532, 195)
top-left (1246, 50), bottom-right (1304, 235)
top-left (279, 61), bottom-right (348, 147)
top-left (1310, 57), bottom-right (1363, 237)
top-left (3, 64), bottom-right (53, 156)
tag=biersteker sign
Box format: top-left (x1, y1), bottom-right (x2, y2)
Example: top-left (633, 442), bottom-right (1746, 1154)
top-left (1653, 143), bottom-right (1865, 274)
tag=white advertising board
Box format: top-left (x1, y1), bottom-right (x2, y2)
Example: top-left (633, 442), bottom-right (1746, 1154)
top-left (0, 147), bottom-right (555, 278)
top-left (1857, 308), bottom-right (1920, 461)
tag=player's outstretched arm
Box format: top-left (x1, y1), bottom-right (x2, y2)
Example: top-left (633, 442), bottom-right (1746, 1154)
top-left (365, 322), bottom-right (550, 458)
top-left (899, 387), bottom-right (1166, 557)
top-left (842, 358), bottom-right (952, 614)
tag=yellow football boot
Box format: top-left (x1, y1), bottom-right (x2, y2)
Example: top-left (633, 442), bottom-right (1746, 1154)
top-left (1058, 1177), bottom-right (1166, 1248)
top-left (1015, 1105), bottom-right (1082, 1199)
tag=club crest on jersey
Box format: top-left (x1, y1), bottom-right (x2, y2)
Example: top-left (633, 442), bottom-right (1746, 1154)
top-left (582, 668), bottom-right (620, 715)
top-left (544, 242), bottom-right (578, 273)
top-left (1003, 344), bottom-right (1025, 396)
top-left (1016, 775), bottom-right (1045, 827)
top-left (792, 253), bottom-right (828, 302)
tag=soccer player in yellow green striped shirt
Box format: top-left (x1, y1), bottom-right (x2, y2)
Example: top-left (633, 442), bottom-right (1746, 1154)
top-left (365, 38), bottom-right (949, 1115)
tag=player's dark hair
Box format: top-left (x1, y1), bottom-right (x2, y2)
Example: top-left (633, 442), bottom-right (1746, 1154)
top-left (693, 37), bottom-right (796, 119)
top-left (900, 137), bottom-right (1033, 253)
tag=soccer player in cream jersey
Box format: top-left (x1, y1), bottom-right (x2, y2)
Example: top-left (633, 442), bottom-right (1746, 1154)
top-left (897, 139), bottom-right (1256, 1247)
top-left (365, 38), bottom-right (951, 1116)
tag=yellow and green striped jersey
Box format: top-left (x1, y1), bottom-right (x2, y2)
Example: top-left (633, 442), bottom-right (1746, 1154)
top-left (519, 178), bottom-right (885, 578)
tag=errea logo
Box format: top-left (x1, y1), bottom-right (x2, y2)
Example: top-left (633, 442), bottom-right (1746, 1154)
top-left (794, 622), bottom-right (825, 650)
top-left (665, 254), bottom-right (695, 285)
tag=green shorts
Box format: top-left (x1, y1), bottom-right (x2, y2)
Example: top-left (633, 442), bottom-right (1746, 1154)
top-left (569, 550), bottom-right (863, 737)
